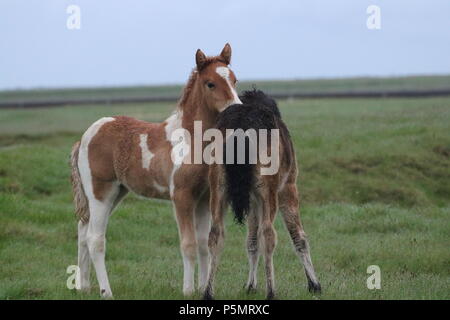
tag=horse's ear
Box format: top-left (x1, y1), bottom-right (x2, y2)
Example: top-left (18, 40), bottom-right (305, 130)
top-left (220, 43), bottom-right (232, 65)
top-left (196, 49), bottom-right (207, 70)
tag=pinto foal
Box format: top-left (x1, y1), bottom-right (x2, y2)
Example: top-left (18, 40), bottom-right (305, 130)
top-left (204, 90), bottom-right (321, 299)
top-left (70, 44), bottom-right (242, 298)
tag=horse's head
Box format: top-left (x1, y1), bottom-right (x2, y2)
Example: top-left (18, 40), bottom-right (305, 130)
top-left (195, 43), bottom-right (242, 113)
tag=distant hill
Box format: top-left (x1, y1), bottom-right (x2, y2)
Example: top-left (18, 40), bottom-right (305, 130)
top-left (1, 75), bottom-right (449, 106)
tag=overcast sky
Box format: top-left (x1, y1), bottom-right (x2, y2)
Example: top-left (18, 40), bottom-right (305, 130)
top-left (1, 0), bottom-right (449, 90)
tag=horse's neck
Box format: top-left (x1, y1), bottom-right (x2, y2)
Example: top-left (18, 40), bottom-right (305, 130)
top-left (179, 88), bottom-right (217, 134)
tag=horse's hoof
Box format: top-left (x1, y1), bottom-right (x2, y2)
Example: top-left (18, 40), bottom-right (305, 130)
top-left (100, 289), bottom-right (114, 299)
top-left (308, 281), bottom-right (322, 294)
top-left (203, 290), bottom-right (214, 300)
top-left (245, 284), bottom-right (257, 294)
top-left (183, 289), bottom-right (195, 297)
top-left (266, 291), bottom-right (276, 300)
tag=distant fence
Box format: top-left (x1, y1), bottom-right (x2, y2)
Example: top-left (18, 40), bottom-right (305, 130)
top-left (1, 89), bottom-right (450, 109)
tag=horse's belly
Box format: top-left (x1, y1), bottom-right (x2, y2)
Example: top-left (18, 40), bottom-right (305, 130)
top-left (121, 154), bottom-right (172, 200)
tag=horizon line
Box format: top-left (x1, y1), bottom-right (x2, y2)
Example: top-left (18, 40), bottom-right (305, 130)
top-left (1, 73), bottom-right (450, 93)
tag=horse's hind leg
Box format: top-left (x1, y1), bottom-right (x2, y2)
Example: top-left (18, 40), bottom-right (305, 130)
top-left (78, 221), bottom-right (90, 291)
top-left (245, 204), bottom-right (261, 292)
top-left (260, 191), bottom-right (278, 300)
top-left (203, 168), bottom-right (226, 300)
top-left (76, 182), bottom-right (124, 294)
top-left (85, 180), bottom-right (122, 299)
top-left (279, 183), bottom-right (321, 293)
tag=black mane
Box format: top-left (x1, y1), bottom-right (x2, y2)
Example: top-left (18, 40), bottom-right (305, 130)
top-left (239, 89), bottom-right (281, 119)
top-left (216, 89), bottom-right (281, 133)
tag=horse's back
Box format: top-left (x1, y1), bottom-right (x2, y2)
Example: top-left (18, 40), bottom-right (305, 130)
top-left (81, 115), bottom-right (167, 182)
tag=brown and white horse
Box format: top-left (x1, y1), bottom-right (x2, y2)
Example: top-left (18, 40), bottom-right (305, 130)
top-left (70, 44), bottom-right (241, 298)
top-left (204, 90), bottom-right (321, 299)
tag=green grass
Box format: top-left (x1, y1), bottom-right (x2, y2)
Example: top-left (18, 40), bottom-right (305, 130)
top-left (0, 96), bottom-right (449, 299)
top-left (1, 74), bottom-right (449, 103)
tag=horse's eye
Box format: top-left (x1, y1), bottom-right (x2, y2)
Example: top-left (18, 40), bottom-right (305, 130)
top-left (207, 82), bottom-right (215, 89)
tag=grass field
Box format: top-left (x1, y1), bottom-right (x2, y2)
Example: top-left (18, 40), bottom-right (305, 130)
top-left (0, 95), bottom-right (449, 299)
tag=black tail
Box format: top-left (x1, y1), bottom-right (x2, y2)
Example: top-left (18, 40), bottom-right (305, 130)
top-left (216, 89), bottom-right (280, 224)
top-left (222, 132), bottom-right (254, 224)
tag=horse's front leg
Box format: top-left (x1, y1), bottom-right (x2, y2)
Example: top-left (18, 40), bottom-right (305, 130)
top-left (195, 197), bottom-right (211, 291)
top-left (173, 189), bottom-right (197, 296)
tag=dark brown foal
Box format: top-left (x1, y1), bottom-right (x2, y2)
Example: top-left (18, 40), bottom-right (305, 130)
top-left (203, 90), bottom-right (321, 299)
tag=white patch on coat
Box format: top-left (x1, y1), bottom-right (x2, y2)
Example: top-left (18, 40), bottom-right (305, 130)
top-left (216, 66), bottom-right (242, 110)
top-left (168, 129), bottom-right (191, 197)
top-left (164, 110), bottom-right (187, 197)
top-left (169, 163), bottom-right (181, 198)
top-left (182, 251), bottom-right (195, 295)
top-left (139, 133), bottom-right (154, 170)
top-left (165, 110), bottom-right (183, 146)
top-left (153, 181), bottom-right (168, 193)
